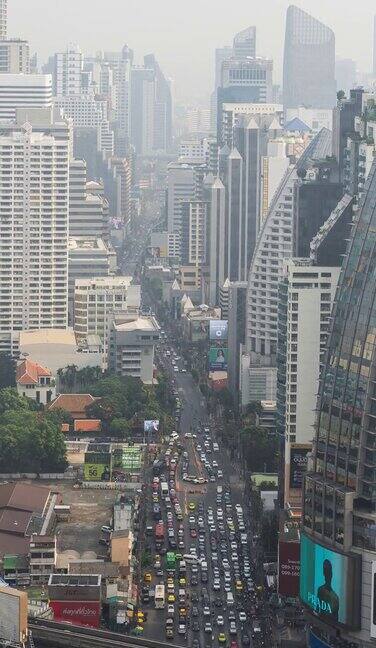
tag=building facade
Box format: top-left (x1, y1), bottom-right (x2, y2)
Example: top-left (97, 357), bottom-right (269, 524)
top-left (0, 39), bottom-right (29, 74)
top-left (0, 74), bottom-right (52, 120)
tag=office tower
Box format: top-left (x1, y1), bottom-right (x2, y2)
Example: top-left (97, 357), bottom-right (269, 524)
top-left (69, 159), bottom-right (110, 241)
top-left (144, 54), bottom-right (172, 152)
top-left (228, 281), bottom-right (247, 401)
top-left (217, 57), bottom-right (273, 142)
top-left (0, 39), bottom-right (29, 73)
top-left (0, 74), bottom-right (52, 121)
top-left (0, 0), bottom-right (7, 39)
top-left (130, 67), bottom-right (155, 154)
top-left (167, 162), bottom-right (195, 239)
top-left (233, 26), bottom-right (256, 58)
top-left (335, 58), bottom-right (357, 95)
top-left (180, 201), bottom-right (209, 266)
top-left (242, 129), bottom-right (332, 406)
top-left (0, 108), bottom-right (71, 355)
top-left (206, 176), bottom-right (226, 305)
top-left (301, 160), bottom-right (376, 646)
top-left (283, 5), bottom-right (336, 110)
top-left (53, 44), bottom-right (83, 97)
top-left (260, 140), bottom-right (290, 223)
top-left (211, 45), bottom-right (233, 130)
top-left (226, 147), bottom-right (243, 282)
top-left (277, 260), bottom-right (340, 508)
top-left (117, 44), bottom-right (133, 138)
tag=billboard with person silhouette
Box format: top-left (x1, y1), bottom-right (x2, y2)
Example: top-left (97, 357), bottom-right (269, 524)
top-left (300, 533), bottom-right (361, 628)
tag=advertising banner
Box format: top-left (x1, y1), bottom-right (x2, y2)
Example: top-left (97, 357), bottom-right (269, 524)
top-left (300, 533), bottom-right (361, 628)
top-left (84, 463), bottom-right (110, 481)
top-left (191, 320), bottom-right (209, 342)
top-left (209, 320), bottom-right (228, 341)
top-left (50, 601), bottom-right (100, 628)
top-left (371, 561), bottom-right (376, 638)
top-left (209, 346), bottom-right (228, 371)
top-left (144, 420), bottom-right (160, 433)
top-left (278, 540), bottom-right (300, 596)
top-left (289, 446), bottom-right (310, 489)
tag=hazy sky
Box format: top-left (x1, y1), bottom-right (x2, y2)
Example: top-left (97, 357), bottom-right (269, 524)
top-left (9, 0), bottom-right (375, 104)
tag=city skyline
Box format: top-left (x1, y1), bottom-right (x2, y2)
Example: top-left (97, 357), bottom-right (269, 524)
top-left (7, 0), bottom-right (376, 103)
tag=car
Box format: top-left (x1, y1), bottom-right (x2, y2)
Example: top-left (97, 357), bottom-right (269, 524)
top-left (192, 606), bottom-right (199, 617)
top-left (143, 572), bottom-right (152, 582)
top-left (179, 577), bottom-right (186, 586)
top-left (188, 502), bottom-right (196, 511)
top-left (167, 604), bottom-right (174, 616)
top-left (230, 642), bottom-right (239, 648)
top-left (214, 597), bottom-right (223, 607)
top-left (178, 624), bottom-right (186, 635)
top-left (101, 525), bottom-right (112, 533)
top-left (167, 594), bottom-right (175, 603)
top-left (213, 579), bottom-right (221, 591)
top-left (217, 470), bottom-right (223, 478)
top-left (239, 611), bottom-right (247, 623)
top-left (192, 640), bottom-right (200, 648)
top-left (228, 610), bottom-right (236, 621)
top-left (192, 620), bottom-right (200, 632)
top-left (191, 591), bottom-right (199, 603)
top-left (218, 633), bottom-right (227, 644)
top-left (229, 622), bottom-right (237, 635)
top-left (203, 606), bottom-right (211, 617)
top-left (191, 575), bottom-right (198, 586)
top-left (241, 634), bottom-right (250, 646)
top-left (190, 528), bottom-right (197, 538)
top-left (165, 627), bottom-right (174, 639)
top-left (204, 623), bottom-right (213, 633)
top-left (217, 615), bottom-right (224, 626)
top-left (201, 571), bottom-right (208, 583)
top-left (235, 581), bottom-right (243, 592)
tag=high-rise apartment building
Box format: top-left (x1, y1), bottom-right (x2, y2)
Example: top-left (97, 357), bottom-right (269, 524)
top-left (69, 159), bottom-right (110, 241)
top-left (167, 162), bottom-right (196, 238)
top-left (53, 44), bottom-right (83, 97)
top-left (301, 159), bottom-right (376, 647)
top-left (233, 26), bottom-right (256, 58)
top-left (0, 0), bottom-right (7, 39)
top-left (0, 74), bottom-right (52, 121)
top-left (180, 201), bottom-right (209, 266)
top-left (0, 108), bottom-right (71, 355)
top-left (277, 259), bottom-right (340, 507)
top-left (283, 5), bottom-right (336, 110)
top-left (116, 45), bottom-right (133, 138)
top-left (0, 39), bottom-right (29, 73)
top-left (374, 15), bottom-right (376, 76)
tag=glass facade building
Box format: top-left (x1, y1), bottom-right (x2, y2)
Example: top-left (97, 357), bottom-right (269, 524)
top-left (303, 159), bottom-right (376, 645)
top-left (283, 5), bottom-right (336, 110)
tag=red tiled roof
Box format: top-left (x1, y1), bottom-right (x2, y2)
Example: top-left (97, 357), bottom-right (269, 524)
top-left (47, 394), bottom-right (98, 417)
top-left (16, 359), bottom-right (51, 386)
top-left (74, 419), bottom-right (101, 433)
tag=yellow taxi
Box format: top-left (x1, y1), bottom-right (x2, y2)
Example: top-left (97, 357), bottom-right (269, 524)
top-left (218, 633), bottom-right (227, 644)
top-left (136, 612), bottom-right (145, 624)
top-left (188, 501), bottom-right (196, 511)
top-left (179, 606), bottom-right (187, 616)
top-left (179, 577), bottom-right (186, 586)
top-left (235, 580), bottom-right (243, 592)
top-left (167, 593), bottom-right (175, 603)
top-left (143, 572), bottom-right (152, 583)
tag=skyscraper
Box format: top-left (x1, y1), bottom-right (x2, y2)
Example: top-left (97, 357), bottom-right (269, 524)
top-left (116, 45), bottom-right (133, 139)
top-left (302, 159), bottom-right (376, 646)
top-left (130, 67), bottom-right (155, 154)
top-left (233, 26), bottom-right (256, 58)
top-left (0, 0), bottom-right (7, 39)
top-left (53, 44), bottom-right (83, 97)
top-left (144, 54), bottom-right (172, 152)
top-left (373, 15), bottom-right (376, 76)
top-left (283, 5), bottom-right (336, 110)
top-left (0, 108), bottom-right (71, 355)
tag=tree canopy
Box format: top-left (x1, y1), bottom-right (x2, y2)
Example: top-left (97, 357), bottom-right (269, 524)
top-left (0, 388), bottom-right (67, 473)
top-left (0, 354), bottom-right (16, 389)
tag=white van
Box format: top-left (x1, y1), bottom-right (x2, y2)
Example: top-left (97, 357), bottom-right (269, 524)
top-left (226, 592), bottom-right (234, 606)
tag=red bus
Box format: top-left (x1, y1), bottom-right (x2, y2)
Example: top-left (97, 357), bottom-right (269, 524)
top-left (155, 522), bottom-right (165, 547)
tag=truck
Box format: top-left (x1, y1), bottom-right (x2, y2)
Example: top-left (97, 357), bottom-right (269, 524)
top-left (155, 584), bottom-right (165, 609)
top-left (160, 481), bottom-right (169, 497)
top-left (155, 522), bottom-right (165, 548)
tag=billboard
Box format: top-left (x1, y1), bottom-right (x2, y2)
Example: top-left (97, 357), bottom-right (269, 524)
top-left (191, 319), bottom-right (209, 342)
top-left (84, 463), bottom-right (110, 481)
top-left (289, 446), bottom-right (310, 489)
top-left (209, 346), bottom-right (228, 371)
top-left (308, 632), bottom-right (332, 648)
top-left (209, 319), bottom-right (228, 341)
top-left (0, 586), bottom-right (28, 644)
top-left (300, 533), bottom-right (361, 628)
top-left (144, 420), bottom-right (160, 433)
top-left (278, 541), bottom-right (300, 596)
top-left (50, 601), bottom-right (101, 628)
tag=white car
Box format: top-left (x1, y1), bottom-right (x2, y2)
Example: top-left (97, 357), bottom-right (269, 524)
top-left (239, 611), bottom-right (247, 623)
top-left (229, 622), bottom-right (237, 635)
top-left (217, 615), bottom-right (224, 626)
top-left (167, 604), bottom-right (174, 616)
top-left (213, 579), bottom-right (221, 591)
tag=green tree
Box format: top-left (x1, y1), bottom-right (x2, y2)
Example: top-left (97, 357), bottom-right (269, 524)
top-left (109, 418), bottom-right (132, 438)
top-left (0, 388), bottom-right (30, 415)
top-left (0, 354), bottom-right (16, 389)
top-left (241, 425), bottom-right (278, 473)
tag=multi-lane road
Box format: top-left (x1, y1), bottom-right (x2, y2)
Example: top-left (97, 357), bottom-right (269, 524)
top-left (140, 342), bottom-right (267, 648)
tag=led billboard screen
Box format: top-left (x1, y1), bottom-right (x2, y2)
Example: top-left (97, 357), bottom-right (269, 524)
top-left (300, 533), bottom-right (361, 628)
top-left (144, 420), bottom-right (160, 433)
top-left (289, 446), bottom-right (310, 489)
top-left (278, 541), bottom-right (300, 596)
top-left (209, 346), bottom-right (228, 371)
top-left (209, 320), bottom-right (228, 341)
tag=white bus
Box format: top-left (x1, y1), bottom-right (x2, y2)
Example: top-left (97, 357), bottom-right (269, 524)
top-left (155, 583), bottom-right (165, 609)
top-left (160, 481), bottom-right (169, 497)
